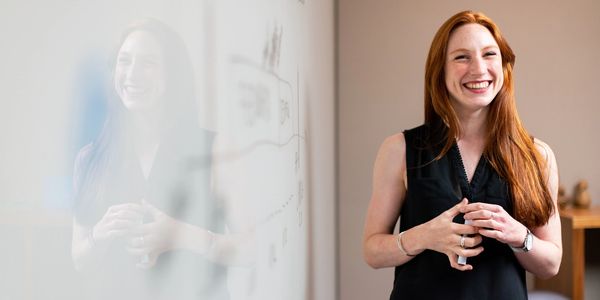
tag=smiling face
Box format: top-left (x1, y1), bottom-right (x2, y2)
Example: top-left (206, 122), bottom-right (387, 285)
top-left (445, 23), bottom-right (503, 115)
top-left (114, 30), bottom-right (166, 113)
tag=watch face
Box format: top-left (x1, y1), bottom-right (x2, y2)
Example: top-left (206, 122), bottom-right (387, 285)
top-left (525, 230), bottom-right (533, 251)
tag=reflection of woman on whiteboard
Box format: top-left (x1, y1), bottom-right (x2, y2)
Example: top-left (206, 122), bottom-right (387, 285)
top-left (71, 18), bottom-right (252, 299)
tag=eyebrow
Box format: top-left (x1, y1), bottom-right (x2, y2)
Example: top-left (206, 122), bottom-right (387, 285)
top-left (448, 45), bottom-right (500, 55)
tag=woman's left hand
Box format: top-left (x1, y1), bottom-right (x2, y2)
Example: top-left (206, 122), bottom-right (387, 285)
top-left (461, 202), bottom-right (528, 248)
top-left (126, 200), bottom-right (181, 269)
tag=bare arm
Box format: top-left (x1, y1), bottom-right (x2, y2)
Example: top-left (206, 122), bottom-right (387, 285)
top-left (362, 134), bottom-right (410, 268)
top-left (72, 219), bottom-right (103, 272)
top-left (516, 139), bottom-right (562, 278)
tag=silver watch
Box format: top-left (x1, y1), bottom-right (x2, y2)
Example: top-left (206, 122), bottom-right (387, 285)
top-left (510, 229), bottom-right (533, 253)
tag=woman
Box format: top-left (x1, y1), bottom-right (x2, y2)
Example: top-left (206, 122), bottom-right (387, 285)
top-left (71, 19), bottom-right (230, 299)
top-left (363, 11), bottom-right (561, 299)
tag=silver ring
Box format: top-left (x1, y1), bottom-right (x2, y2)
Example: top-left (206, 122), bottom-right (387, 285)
top-left (459, 235), bottom-right (466, 248)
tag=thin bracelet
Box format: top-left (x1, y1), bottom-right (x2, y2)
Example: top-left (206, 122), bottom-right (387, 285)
top-left (396, 231), bottom-right (415, 257)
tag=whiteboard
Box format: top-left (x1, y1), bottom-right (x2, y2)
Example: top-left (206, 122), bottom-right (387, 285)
top-left (0, 0), bottom-right (334, 299)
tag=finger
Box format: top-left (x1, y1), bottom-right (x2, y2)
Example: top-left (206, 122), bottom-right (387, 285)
top-left (469, 219), bottom-right (499, 231)
top-left (113, 210), bottom-right (145, 222)
top-left (457, 234), bottom-right (481, 248)
top-left (446, 198), bottom-right (469, 218)
top-left (447, 253), bottom-right (473, 271)
top-left (463, 210), bottom-right (495, 221)
top-left (108, 203), bottom-right (145, 214)
top-left (107, 219), bottom-right (143, 231)
top-left (464, 235), bottom-right (483, 248)
top-left (461, 202), bottom-right (502, 214)
top-left (456, 246), bottom-right (485, 258)
top-left (103, 206), bottom-right (144, 224)
top-left (478, 228), bottom-right (506, 241)
top-left (455, 224), bottom-right (480, 235)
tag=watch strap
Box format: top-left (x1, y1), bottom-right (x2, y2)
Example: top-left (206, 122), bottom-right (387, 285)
top-left (510, 229), bottom-right (532, 253)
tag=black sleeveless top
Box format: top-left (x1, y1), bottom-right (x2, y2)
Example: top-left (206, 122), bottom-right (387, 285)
top-left (390, 125), bottom-right (527, 300)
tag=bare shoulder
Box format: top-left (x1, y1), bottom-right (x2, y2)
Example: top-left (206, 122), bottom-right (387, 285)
top-left (379, 132), bottom-right (406, 157)
top-left (533, 138), bottom-right (556, 163)
top-left (533, 138), bottom-right (559, 189)
top-left (373, 132), bottom-right (407, 180)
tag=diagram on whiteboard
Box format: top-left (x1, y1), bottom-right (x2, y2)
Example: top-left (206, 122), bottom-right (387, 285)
top-left (211, 4), bottom-right (311, 299)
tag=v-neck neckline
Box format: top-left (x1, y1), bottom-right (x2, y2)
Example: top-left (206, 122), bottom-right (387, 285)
top-left (137, 143), bottom-right (160, 181)
top-left (451, 142), bottom-right (485, 200)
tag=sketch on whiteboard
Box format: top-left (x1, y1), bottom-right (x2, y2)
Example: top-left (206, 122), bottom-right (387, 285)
top-left (212, 13), bottom-right (310, 300)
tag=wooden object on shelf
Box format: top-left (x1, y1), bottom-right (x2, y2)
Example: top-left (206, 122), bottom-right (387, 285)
top-left (557, 184), bottom-right (570, 209)
top-left (573, 180), bottom-right (592, 209)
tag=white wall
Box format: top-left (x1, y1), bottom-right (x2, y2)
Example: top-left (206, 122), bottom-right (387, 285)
top-left (338, 0), bottom-right (600, 299)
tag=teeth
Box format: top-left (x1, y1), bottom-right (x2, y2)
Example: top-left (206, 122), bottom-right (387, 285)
top-left (126, 86), bottom-right (146, 93)
top-left (465, 81), bottom-right (490, 89)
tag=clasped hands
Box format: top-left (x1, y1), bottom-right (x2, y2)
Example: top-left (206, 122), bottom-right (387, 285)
top-left (91, 200), bottom-right (181, 269)
top-left (422, 198), bottom-right (529, 271)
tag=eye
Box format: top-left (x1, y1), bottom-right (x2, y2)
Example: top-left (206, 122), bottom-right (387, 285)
top-left (484, 51), bottom-right (497, 57)
top-left (454, 54), bottom-right (468, 61)
top-left (117, 55), bottom-right (131, 65)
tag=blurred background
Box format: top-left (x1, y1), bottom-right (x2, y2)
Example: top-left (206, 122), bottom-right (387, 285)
top-left (1, 0), bottom-right (599, 299)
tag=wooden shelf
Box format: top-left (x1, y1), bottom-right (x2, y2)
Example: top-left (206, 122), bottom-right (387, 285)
top-left (559, 206), bottom-right (600, 229)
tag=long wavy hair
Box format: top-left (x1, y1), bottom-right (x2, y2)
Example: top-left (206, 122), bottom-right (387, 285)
top-left (424, 11), bottom-right (553, 228)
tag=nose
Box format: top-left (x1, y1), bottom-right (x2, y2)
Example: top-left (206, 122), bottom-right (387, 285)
top-left (125, 58), bottom-right (144, 81)
top-left (469, 56), bottom-right (486, 75)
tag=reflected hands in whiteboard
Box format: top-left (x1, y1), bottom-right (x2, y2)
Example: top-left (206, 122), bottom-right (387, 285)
top-left (126, 200), bottom-right (180, 269)
top-left (92, 203), bottom-right (146, 247)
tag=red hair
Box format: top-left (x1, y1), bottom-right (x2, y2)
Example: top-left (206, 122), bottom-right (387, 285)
top-left (424, 11), bottom-right (553, 228)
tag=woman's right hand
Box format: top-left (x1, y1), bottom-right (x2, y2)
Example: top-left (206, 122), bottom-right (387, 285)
top-left (92, 203), bottom-right (146, 246)
top-left (422, 198), bottom-right (484, 270)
